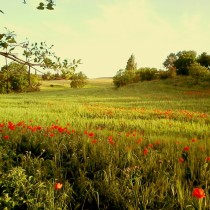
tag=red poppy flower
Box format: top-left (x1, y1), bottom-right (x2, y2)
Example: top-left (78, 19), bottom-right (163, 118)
top-left (4, 135), bottom-right (9, 140)
top-left (191, 138), bottom-right (197, 142)
top-left (192, 188), bottom-right (206, 199)
top-left (91, 139), bottom-right (98, 144)
top-left (179, 157), bottom-right (184, 163)
top-left (54, 182), bottom-right (63, 190)
top-left (88, 132), bottom-right (94, 138)
top-left (206, 157), bottom-right (210, 161)
top-left (183, 146), bottom-right (190, 151)
top-left (143, 148), bottom-right (148, 155)
top-left (109, 139), bottom-right (115, 145)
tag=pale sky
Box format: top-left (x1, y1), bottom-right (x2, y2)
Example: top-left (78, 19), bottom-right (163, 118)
top-left (1, 0), bottom-right (210, 78)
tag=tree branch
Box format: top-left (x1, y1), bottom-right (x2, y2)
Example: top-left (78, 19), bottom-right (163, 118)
top-left (0, 51), bottom-right (44, 67)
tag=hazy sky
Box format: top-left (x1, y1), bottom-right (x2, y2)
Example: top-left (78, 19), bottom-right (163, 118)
top-left (1, 0), bottom-right (210, 78)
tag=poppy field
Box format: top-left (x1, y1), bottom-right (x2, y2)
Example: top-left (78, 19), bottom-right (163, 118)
top-left (0, 78), bottom-right (210, 209)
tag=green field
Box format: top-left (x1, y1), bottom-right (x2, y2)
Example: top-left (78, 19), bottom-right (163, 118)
top-left (0, 77), bottom-right (210, 209)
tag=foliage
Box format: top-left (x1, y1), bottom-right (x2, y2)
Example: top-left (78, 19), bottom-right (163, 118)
top-left (0, 1), bottom-right (56, 13)
top-left (189, 63), bottom-right (209, 84)
top-left (113, 69), bottom-right (138, 87)
top-left (0, 62), bottom-right (40, 93)
top-left (0, 28), bottom-right (81, 92)
top-left (0, 79), bottom-right (209, 209)
top-left (163, 53), bottom-right (177, 71)
top-left (70, 71), bottom-right (88, 88)
top-left (175, 51), bottom-right (197, 75)
top-left (163, 51), bottom-right (210, 76)
top-left (197, 52), bottom-right (210, 70)
top-left (125, 54), bottom-right (138, 71)
top-left (137, 67), bottom-right (158, 81)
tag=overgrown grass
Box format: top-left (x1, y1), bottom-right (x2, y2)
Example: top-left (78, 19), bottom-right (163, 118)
top-left (0, 77), bottom-right (209, 209)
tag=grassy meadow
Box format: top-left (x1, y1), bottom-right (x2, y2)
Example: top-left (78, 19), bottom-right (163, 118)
top-left (0, 77), bottom-right (210, 209)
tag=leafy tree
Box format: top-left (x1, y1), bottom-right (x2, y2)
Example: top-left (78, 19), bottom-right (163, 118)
top-left (70, 72), bottom-right (88, 88)
top-left (0, 28), bottom-right (81, 92)
top-left (113, 69), bottom-right (138, 88)
top-left (197, 52), bottom-right (210, 70)
top-left (0, 62), bottom-right (39, 93)
top-left (188, 63), bottom-right (209, 84)
top-left (175, 51), bottom-right (197, 75)
top-left (137, 68), bottom-right (158, 81)
top-left (125, 54), bottom-right (138, 71)
top-left (163, 53), bottom-right (177, 71)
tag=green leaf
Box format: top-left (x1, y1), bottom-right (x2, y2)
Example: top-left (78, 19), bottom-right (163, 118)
top-left (7, 37), bottom-right (16, 43)
top-left (46, 3), bottom-right (54, 10)
top-left (37, 3), bottom-right (45, 10)
top-left (1, 42), bottom-right (8, 49)
top-left (0, 34), bottom-right (5, 40)
top-left (9, 47), bottom-right (15, 52)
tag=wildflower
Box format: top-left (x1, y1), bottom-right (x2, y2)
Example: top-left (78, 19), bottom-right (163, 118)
top-left (143, 148), bottom-right (148, 155)
top-left (148, 143), bottom-right (153, 148)
top-left (136, 138), bottom-right (142, 144)
top-left (179, 157), bottom-right (184, 163)
top-left (109, 139), bottom-right (115, 145)
top-left (192, 188), bottom-right (206, 199)
top-left (155, 140), bottom-right (160, 145)
top-left (91, 139), bottom-right (98, 144)
top-left (205, 157), bottom-right (210, 161)
top-left (88, 132), bottom-right (94, 138)
top-left (191, 138), bottom-right (197, 143)
top-left (54, 182), bottom-right (63, 190)
top-left (4, 135), bottom-right (9, 140)
top-left (49, 133), bottom-right (55, 137)
top-left (183, 146), bottom-right (190, 151)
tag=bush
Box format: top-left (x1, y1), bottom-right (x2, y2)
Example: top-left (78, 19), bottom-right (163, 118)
top-left (0, 62), bottom-right (40, 93)
top-left (137, 68), bottom-right (158, 81)
top-left (189, 63), bottom-right (209, 84)
top-left (158, 70), bottom-right (170, 80)
top-left (113, 69), bottom-right (139, 88)
top-left (70, 71), bottom-right (88, 88)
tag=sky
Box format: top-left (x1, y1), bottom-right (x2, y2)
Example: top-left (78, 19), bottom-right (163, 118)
top-left (1, 0), bottom-right (210, 78)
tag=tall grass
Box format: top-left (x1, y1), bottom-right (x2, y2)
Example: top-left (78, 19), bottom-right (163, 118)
top-left (0, 77), bottom-right (209, 209)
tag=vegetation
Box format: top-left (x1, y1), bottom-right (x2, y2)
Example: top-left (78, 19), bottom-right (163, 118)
top-left (0, 78), bottom-right (209, 209)
top-left (0, 62), bottom-right (40, 93)
top-left (0, 0), bottom-right (56, 13)
top-left (113, 52), bottom-right (210, 88)
top-left (0, 28), bottom-right (84, 93)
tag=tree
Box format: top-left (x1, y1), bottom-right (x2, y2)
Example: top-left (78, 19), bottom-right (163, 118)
top-left (163, 53), bottom-right (177, 70)
top-left (137, 68), bottom-right (158, 81)
top-left (70, 72), bottom-right (88, 88)
top-left (0, 62), bottom-right (39, 93)
top-left (125, 54), bottom-right (138, 71)
top-left (0, 28), bottom-right (81, 92)
top-left (174, 51), bottom-right (197, 75)
top-left (188, 63), bottom-right (209, 84)
top-left (197, 52), bottom-right (210, 70)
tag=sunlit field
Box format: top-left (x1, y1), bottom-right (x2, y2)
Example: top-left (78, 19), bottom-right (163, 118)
top-left (0, 77), bottom-right (210, 209)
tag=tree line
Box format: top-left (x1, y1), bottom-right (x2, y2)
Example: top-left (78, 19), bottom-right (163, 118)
top-left (113, 52), bottom-right (210, 87)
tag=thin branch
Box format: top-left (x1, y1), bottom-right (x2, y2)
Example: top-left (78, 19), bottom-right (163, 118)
top-left (0, 51), bottom-right (44, 67)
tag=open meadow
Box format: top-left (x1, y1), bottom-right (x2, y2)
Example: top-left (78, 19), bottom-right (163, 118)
top-left (0, 77), bottom-right (210, 209)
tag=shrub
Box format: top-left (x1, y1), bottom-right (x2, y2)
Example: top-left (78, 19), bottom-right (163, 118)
top-left (113, 69), bottom-right (138, 88)
top-left (70, 71), bottom-right (88, 88)
top-left (138, 68), bottom-right (158, 81)
top-left (189, 63), bottom-right (209, 84)
top-left (0, 62), bottom-right (40, 93)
